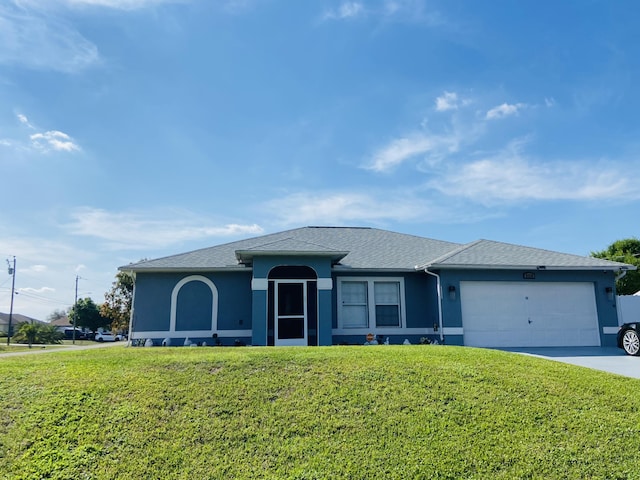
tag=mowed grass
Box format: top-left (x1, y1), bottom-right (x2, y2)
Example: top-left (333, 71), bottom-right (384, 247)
top-left (1, 346), bottom-right (639, 479)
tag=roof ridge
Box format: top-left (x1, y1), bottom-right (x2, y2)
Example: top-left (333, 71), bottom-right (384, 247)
top-left (239, 236), bottom-right (340, 251)
top-left (415, 239), bottom-right (483, 269)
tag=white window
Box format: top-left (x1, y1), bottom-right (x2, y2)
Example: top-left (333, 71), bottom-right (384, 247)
top-left (337, 277), bottom-right (405, 329)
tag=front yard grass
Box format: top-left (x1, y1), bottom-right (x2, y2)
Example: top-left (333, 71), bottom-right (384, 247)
top-left (0, 345), bottom-right (639, 479)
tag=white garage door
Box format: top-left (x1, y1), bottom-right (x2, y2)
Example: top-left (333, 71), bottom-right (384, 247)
top-left (460, 281), bottom-right (601, 347)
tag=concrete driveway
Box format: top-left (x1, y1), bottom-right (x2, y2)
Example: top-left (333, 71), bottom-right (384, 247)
top-left (499, 346), bottom-right (640, 379)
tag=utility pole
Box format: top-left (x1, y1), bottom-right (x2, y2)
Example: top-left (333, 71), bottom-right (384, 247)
top-left (6, 257), bottom-right (15, 346)
top-left (73, 275), bottom-right (79, 344)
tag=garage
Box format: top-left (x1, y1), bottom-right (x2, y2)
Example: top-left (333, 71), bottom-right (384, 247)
top-left (460, 281), bottom-right (601, 347)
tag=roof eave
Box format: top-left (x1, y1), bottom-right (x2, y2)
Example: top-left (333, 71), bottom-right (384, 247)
top-left (119, 266), bottom-right (251, 273)
top-left (235, 250), bottom-right (349, 264)
top-left (419, 264), bottom-right (636, 271)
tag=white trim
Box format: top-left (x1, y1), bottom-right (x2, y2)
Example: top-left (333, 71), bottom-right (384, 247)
top-left (127, 273), bottom-right (136, 345)
top-left (337, 276), bottom-right (407, 330)
top-left (603, 326), bottom-right (620, 335)
top-left (251, 278), bottom-right (268, 291)
top-left (317, 278), bottom-right (333, 290)
top-left (170, 275), bottom-right (218, 332)
top-left (443, 327), bottom-right (464, 335)
top-left (332, 327), bottom-right (434, 336)
top-left (131, 329), bottom-right (252, 339)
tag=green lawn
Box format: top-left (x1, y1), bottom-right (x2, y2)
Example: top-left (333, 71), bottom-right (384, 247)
top-left (1, 345), bottom-right (639, 479)
top-left (0, 344), bottom-right (67, 353)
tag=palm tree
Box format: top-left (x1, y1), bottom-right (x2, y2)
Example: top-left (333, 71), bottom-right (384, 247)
top-left (17, 322), bottom-right (39, 348)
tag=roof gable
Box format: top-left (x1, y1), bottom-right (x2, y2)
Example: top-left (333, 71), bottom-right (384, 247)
top-left (235, 237), bottom-right (349, 264)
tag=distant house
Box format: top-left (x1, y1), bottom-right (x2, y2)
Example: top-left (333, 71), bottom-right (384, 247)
top-left (0, 313), bottom-right (44, 334)
top-left (49, 316), bottom-right (72, 329)
top-left (120, 227), bottom-right (634, 348)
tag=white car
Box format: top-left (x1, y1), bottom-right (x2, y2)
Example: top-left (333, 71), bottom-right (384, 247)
top-left (94, 332), bottom-right (116, 342)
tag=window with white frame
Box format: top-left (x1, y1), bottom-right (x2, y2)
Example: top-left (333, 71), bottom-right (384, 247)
top-left (338, 277), bottom-right (405, 329)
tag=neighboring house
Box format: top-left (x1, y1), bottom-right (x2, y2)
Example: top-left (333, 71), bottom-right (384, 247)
top-left (49, 316), bottom-right (72, 329)
top-left (121, 227), bottom-right (634, 348)
top-left (0, 313), bottom-right (44, 334)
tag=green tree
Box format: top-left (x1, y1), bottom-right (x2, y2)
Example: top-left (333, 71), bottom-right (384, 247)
top-left (592, 238), bottom-right (640, 295)
top-left (13, 322), bottom-right (63, 347)
top-left (70, 298), bottom-right (110, 333)
top-left (100, 271), bottom-right (133, 333)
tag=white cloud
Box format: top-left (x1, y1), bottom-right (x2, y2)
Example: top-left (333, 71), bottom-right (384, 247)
top-left (63, 0), bottom-right (187, 9)
top-left (486, 102), bottom-right (526, 120)
top-left (64, 207), bottom-right (264, 249)
top-left (435, 91), bottom-right (459, 111)
top-left (321, 0), bottom-right (443, 25)
top-left (20, 286), bottom-right (55, 294)
top-left (0, 3), bottom-right (100, 73)
top-left (427, 141), bottom-right (640, 204)
top-left (322, 2), bottom-right (365, 20)
top-left (21, 264), bottom-right (48, 274)
top-left (264, 191), bottom-right (432, 226)
top-left (366, 131), bottom-right (460, 172)
top-left (30, 130), bottom-right (81, 152)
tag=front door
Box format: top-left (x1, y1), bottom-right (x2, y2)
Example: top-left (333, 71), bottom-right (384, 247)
top-left (275, 281), bottom-right (307, 346)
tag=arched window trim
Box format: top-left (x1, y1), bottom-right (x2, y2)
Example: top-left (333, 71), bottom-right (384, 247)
top-left (170, 275), bottom-right (218, 333)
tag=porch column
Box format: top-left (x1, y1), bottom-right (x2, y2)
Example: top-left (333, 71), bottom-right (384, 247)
top-left (251, 278), bottom-right (268, 346)
top-left (317, 278), bottom-right (333, 346)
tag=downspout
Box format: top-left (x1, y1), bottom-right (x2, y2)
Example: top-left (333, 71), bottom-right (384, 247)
top-left (423, 267), bottom-right (444, 342)
top-left (127, 272), bottom-right (136, 346)
top-left (616, 269), bottom-right (628, 282)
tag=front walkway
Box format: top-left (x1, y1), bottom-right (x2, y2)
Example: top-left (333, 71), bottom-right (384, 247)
top-left (498, 346), bottom-right (640, 379)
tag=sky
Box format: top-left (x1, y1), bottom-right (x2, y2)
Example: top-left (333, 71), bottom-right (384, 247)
top-left (1, 0), bottom-right (640, 320)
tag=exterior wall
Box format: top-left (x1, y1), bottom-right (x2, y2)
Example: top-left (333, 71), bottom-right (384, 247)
top-left (331, 271), bottom-right (439, 345)
top-left (438, 268), bottom-right (619, 347)
top-left (131, 271), bottom-right (253, 345)
top-left (250, 256), bottom-right (334, 346)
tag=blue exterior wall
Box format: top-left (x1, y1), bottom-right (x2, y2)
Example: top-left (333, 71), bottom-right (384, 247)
top-left (131, 264), bottom-right (618, 347)
top-left (437, 268), bottom-right (619, 346)
top-left (330, 271), bottom-right (438, 345)
top-left (131, 271), bottom-right (253, 345)
top-left (250, 255), bottom-right (334, 346)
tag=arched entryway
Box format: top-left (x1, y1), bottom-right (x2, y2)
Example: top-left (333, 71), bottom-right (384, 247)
top-left (268, 266), bottom-right (318, 346)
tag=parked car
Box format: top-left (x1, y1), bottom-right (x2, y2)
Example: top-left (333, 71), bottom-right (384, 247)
top-left (62, 328), bottom-right (86, 340)
top-left (617, 323), bottom-right (640, 356)
top-left (114, 333), bottom-right (128, 341)
top-left (94, 332), bottom-right (116, 342)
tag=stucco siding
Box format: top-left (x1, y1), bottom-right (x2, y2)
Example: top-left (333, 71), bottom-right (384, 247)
top-left (329, 271), bottom-right (438, 342)
top-left (132, 271), bottom-right (253, 335)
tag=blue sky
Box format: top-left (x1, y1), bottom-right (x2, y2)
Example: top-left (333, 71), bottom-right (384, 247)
top-left (1, 0), bottom-right (640, 320)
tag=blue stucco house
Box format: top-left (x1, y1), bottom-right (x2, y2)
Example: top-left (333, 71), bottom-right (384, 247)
top-left (121, 226), bottom-right (633, 348)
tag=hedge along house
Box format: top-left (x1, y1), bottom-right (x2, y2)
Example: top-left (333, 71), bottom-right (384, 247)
top-left (120, 226), bottom-right (634, 348)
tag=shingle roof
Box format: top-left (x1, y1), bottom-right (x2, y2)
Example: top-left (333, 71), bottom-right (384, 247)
top-left (121, 227), bottom-right (634, 273)
top-left (421, 239), bottom-right (634, 270)
top-left (235, 237), bottom-right (349, 264)
top-left (0, 313), bottom-right (44, 325)
top-left (122, 226), bottom-right (461, 271)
